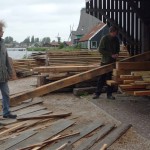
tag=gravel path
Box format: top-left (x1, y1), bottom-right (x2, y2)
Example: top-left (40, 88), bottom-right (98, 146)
top-left (88, 93), bottom-right (150, 139)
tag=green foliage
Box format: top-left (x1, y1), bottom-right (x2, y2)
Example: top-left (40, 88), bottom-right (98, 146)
top-left (42, 37), bottom-right (51, 44)
top-left (4, 36), bottom-right (13, 44)
top-left (31, 36), bottom-right (34, 44)
top-left (27, 47), bottom-right (49, 51)
top-left (59, 43), bottom-right (65, 49)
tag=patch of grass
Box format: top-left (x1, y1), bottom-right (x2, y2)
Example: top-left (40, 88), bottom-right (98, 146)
top-left (27, 47), bottom-right (50, 51)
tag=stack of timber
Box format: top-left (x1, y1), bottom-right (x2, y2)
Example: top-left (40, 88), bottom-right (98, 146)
top-left (107, 51), bottom-right (150, 96)
top-left (13, 59), bottom-right (40, 78)
top-left (0, 99), bottom-right (131, 150)
top-left (33, 49), bottom-right (129, 93)
top-left (46, 50), bottom-right (129, 66)
top-left (10, 52), bottom-right (150, 106)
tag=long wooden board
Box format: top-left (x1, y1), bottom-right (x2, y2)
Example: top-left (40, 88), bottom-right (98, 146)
top-left (116, 62), bottom-right (150, 70)
top-left (7, 119), bottom-right (75, 150)
top-left (134, 90), bottom-right (150, 96)
top-left (47, 120), bottom-right (104, 150)
top-left (33, 66), bottom-right (96, 73)
top-left (15, 105), bottom-right (46, 116)
top-left (76, 124), bottom-right (115, 150)
top-left (0, 130), bottom-right (37, 150)
top-left (10, 64), bottom-right (115, 105)
top-left (10, 99), bottom-right (43, 112)
top-left (91, 124), bottom-right (132, 150)
top-left (10, 51), bottom-right (150, 105)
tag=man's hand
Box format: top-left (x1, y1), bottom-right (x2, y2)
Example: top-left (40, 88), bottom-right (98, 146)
top-left (112, 54), bottom-right (119, 59)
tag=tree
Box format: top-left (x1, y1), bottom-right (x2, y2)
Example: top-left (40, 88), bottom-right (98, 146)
top-left (31, 36), bottom-right (34, 44)
top-left (34, 38), bottom-right (39, 43)
top-left (4, 36), bottom-right (13, 44)
top-left (23, 37), bottom-right (30, 46)
top-left (41, 37), bottom-right (51, 44)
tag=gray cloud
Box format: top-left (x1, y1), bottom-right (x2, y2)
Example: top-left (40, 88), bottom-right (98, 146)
top-left (0, 0), bottom-right (85, 42)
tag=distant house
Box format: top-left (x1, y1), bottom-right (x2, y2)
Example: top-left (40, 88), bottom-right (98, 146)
top-left (79, 23), bottom-right (109, 50)
top-left (50, 41), bottom-right (60, 47)
top-left (71, 8), bottom-right (101, 45)
top-left (42, 42), bottom-right (51, 47)
top-left (63, 41), bottom-right (73, 47)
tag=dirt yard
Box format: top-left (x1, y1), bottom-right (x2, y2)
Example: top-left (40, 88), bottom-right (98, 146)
top-left (0, 77), bottom-right (150, 149)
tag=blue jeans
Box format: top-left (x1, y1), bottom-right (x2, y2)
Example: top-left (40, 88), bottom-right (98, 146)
top-left (0, 82), bottom-right (10, 116)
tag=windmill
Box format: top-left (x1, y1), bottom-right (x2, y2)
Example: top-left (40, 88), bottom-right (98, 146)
top-left (68, 24), bottom-right (74, 41)
top-left (56, 33), bottom-right (61, 43)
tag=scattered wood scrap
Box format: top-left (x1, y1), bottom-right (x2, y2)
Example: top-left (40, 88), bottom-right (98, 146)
top-left (17, 112), bottom-right (72, 120)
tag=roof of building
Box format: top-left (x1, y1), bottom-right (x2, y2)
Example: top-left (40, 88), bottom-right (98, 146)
top-left (79, 23), bottom-right (106, 42)
top-left (71, 8), bottom-right (101, 37)
top-left (50, 41), bottom-right (60, 46)
top-left (64, 41), bottom-right (73, 46)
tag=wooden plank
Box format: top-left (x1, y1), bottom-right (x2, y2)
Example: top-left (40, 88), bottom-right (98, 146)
top-left (134, 90), bottom-right (150, 96)
top-left (76, 124), bottom-right (115, 150)
top-left (47, 120), bottom-right (104, 150)
top-left (113, 69), bottom-right (131, 76)
top-left (116, 62), bottom-right (150, 70)
top-left (17, 112), bottom-right (72, 120)
top-left (14, 105), bottom-right (46, 116)
top-left (120, 51), bottom-right (150, 62)
top-left (120, 75), bottom-right (142, 80)
top-left (123, 80), bottom-right (135, 84)
top-left (119, 84), bottom-right (147, 90)
top-left (0, 130), bottom-right (37, 150)
top-left (106, 80), bottom-right (117, 86)
top-left (131, 71), bottom-right (150, 76)
top-left (100, 144), bottom-right (107, 150)
top-left (91, 124), bottom-right (132, 150)
top-left (0, 122), bottom-right (26, 138)
top-left (7, 119), bottom-right (75, 150)
top-left (10, 99), bottom-right (43, 112)
top-left (33, 66), bottom-right (96, 73)
top-left (18, 132), bottom-right (80, 150)
top-left (10, 52), bottom-right (150, 105)
top-left (0, 110), bottom-right (51, 125)
top-left (10, 64), bottom-right (115, 105)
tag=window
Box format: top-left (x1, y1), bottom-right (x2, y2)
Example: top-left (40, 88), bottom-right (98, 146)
top-left (91, 41), bottom-right (97, 49)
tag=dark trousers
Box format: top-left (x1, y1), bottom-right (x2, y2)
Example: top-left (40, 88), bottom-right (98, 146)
top-left (95, 63), bottom-right (113, 96)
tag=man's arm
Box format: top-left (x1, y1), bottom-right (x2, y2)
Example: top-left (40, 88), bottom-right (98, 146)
top-left (6, 51), bottom-right (13, 77)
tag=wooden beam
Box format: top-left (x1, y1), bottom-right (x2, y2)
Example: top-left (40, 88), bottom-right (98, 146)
top-left (120, 51), bottom-right (150, 62)
top-left (10, 51), bottom-right (150, 105)
top-left (33, 66), bottom-right (96, 73)
top-left (10, 63), bottom-right (115, 105)
top-left (92, 124), bottom-right (132, 150)
top-left (134, 90), bottom-right (150, 96)
top-left (116, 62), bottom-right (150, 70)
top-left (17, 112), bottom-right (72, 120)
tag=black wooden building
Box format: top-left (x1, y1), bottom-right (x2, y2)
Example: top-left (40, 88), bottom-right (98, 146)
top-left (85, 0), bottom-right (150, 55)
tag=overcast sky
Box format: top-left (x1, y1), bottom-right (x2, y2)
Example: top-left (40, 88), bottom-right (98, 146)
top-left (0, 0), bottom-right (85, 42)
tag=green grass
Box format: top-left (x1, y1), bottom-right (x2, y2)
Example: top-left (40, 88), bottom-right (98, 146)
top-left (27, 46), bottom-right (82, 52)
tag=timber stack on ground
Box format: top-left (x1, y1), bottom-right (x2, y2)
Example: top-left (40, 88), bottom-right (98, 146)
top-left (107, 51), bottom-right (150, 96)
top-left (33, 49), bottom-right (129, 93)
top-left (12, 59), bottom-right (41, 78)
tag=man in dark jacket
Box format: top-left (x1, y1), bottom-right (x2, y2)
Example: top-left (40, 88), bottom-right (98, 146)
top-left (0, 21), bottom-right (17, 119)
top-left (93, 26), bottom-right (120, 100)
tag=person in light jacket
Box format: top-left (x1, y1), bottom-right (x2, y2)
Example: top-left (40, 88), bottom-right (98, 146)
top-left (0, 20), bottom-right (17, 119)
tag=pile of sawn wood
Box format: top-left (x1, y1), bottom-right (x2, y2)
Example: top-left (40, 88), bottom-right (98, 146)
top-left (107, 51), bottom-right (150, 96)
top-left (0, 99), bottom-right (131, 150)
top-left (33, 50), bottom-right (130, 95)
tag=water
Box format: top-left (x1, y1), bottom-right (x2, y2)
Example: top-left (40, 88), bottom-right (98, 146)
top-left (7, 48), bottom-right (35, 59)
